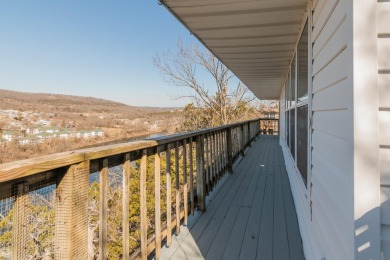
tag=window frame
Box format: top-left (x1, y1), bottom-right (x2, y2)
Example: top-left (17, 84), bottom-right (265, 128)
top-left (283, 6), bottom-right (312, 193)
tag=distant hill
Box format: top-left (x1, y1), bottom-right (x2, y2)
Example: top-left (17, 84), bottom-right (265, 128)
top-left (0, 89), bottom-right (178, 116)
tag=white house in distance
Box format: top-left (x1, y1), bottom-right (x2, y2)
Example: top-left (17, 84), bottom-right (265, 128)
top-left (162, 0), bottom-right (389, 259)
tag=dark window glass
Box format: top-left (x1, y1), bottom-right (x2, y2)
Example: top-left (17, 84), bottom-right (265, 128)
top-left (291, 55), bottom-right (296, 106)
top-left (297, 105), bottom-right (308, 184)
top-left (286, 111), bottom-right (289, 145)
top-left (298, 22), bottom-right (309, 102)
top-left (289, 109), bottom-right (295, 159)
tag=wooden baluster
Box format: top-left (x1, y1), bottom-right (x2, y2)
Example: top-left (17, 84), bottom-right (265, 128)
top-left (240, 125), bottom-right (245, 156)
top-left (196, 135), bottom-right (206, 211)
top-left (223, 131), bottom-right (226, 172)
top-left (122, 154), bottom-right (130, 260)
top-left (166, 144), bottom-right (172, 245)
top-left (227, 127), bottom-right (233, 174)
top-left (205, 133), bottom-right (209, 191)
top-left (154, 147), bottom-right (162, 260)
top-left (99, 158), bottom-right (108, 260)
top-left (209, 133), bottom-right (214, 186)
top-left (175, 142), bottom-right (180, 235)
top-left (183, 139), bottom-right (188, 226)
top-left (140, 149), bottom-right (147, 260)
top-left (213, 133), bottom-right (217, 180)
top-left (215, 132), bottom-right (221, 180)
top-left (189, 138), bottom-right (194, 216)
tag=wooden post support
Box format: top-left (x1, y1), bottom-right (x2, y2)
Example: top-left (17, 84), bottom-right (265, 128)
top-left (226, 127), bottom-right (233, 174)
top-left (12, 183), bottom-right (29, 260)
top-left (166, 144), bottom-right (172, 246)
top-left (99, 158), bottom-right (108, 260)
top-left (140, 149), bottom-right (148, 260)
top-left (196, 135), bottom-right (206, 212)
top-left (55, 161), bottom-right (89, 260)
top-left (123, 154), bottom-right (131, 260)
top-left (154, 147), bottom-right (162, 260)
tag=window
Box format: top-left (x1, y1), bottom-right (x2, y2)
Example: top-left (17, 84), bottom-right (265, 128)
top-left (298, 22), bottom-right (309, 102)
top-left (297, 105), bottom-right (308, 182)
top-left (284, 19), bottom-right (309, 186)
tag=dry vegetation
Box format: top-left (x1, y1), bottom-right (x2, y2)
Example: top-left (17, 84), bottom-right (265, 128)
top-left (0, 89), bottom-right (182, 163)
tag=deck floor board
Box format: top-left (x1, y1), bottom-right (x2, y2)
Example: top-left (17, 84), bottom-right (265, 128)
top-left (164, 136), bottom-right (305, 260)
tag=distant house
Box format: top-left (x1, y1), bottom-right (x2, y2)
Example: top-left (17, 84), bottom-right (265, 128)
top-left (37, 119), bottom-right (50, 126)
top-left (2, 131), bottom-right (14, 142)
top-left (1, 131), bottom-right (22, 142)
top-left (18, 136), bottom-right (39, 145)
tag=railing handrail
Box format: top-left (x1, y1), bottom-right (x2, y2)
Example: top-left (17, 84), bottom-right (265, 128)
top-left (0, 118), bottom-right (261, 184)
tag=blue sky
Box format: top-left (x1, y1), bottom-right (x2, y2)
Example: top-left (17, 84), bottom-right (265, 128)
top-left (0, 1), bottom-right (205, 107)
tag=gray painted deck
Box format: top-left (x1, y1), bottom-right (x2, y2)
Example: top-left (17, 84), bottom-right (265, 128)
top-left (160, 136), bottom-right (304, 260)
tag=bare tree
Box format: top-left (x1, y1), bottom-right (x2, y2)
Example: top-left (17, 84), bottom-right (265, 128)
top-left (154, 40), bottom-right (256, 128)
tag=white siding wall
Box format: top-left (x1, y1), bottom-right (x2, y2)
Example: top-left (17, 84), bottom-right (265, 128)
top-left (311, 0), bottom-right (355, 259)
top-left (378, 1), bottom-right (390, 258)
top-left (280, 0), bottom-right (356, 259)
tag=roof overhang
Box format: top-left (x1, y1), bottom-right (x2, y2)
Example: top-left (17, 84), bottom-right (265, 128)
top-left (161, 0), bottom-right (308, 100)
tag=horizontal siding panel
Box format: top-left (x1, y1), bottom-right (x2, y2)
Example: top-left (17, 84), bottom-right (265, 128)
top-left (312, 0), bottom-right (346, 58)
top-left (312, 0), bottom-right (338, 41)
top-left (313, 20), bottom-right (347, 75)
top-left (311, 178), bottom-right (350, 259)
top-left (379, 111), bottom-right (390, 146)
top-left (312, 109), bottom-right (350, 140)
top-left (312, 130), bottom-right (350, 173)
top-left (313, 49), bottom-right (348, 92)
top-left (378, 2), bottom-right (390, 35)
top-left (379, 74), bottom-right (390, 108)
top-left (378, 38), bottom-right (390, 71)
top-left (381, 187), bottom-right (390, 226)
top-left (312, 78), bottom-right (349, 110)
top-left (380, 148), bottom-right (390, 186)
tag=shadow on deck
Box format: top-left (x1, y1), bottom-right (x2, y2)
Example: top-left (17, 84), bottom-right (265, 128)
top-left (161, 136), bottom-right (304, 260)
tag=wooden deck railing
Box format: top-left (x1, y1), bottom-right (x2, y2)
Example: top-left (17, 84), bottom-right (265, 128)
top-left (0, 119), bottom-right (263, 260)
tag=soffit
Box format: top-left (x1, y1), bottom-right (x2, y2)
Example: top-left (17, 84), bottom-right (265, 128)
top-left (162, 0), bottom-right (308, 99)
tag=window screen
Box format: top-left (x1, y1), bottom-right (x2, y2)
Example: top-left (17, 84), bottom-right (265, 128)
top-left (297, 105), bottom-right (308, 184)
top-left (298, 22), bottom-right (309, 102)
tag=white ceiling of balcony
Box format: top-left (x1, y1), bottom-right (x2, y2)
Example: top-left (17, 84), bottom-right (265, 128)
top-left (162, 0), bottom-right (308, 99)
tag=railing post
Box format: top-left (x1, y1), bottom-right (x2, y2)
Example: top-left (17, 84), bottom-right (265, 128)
top-left (226, 127), bottom-right (233, 174)
top-left (55, 161), bottom-right (89, 259)
top-left (196, 134), bottom-right (206, 212)
top-left (247, 122), bottom-right (251, 146)
top-left (12, 183), bottom-right (29, 260)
